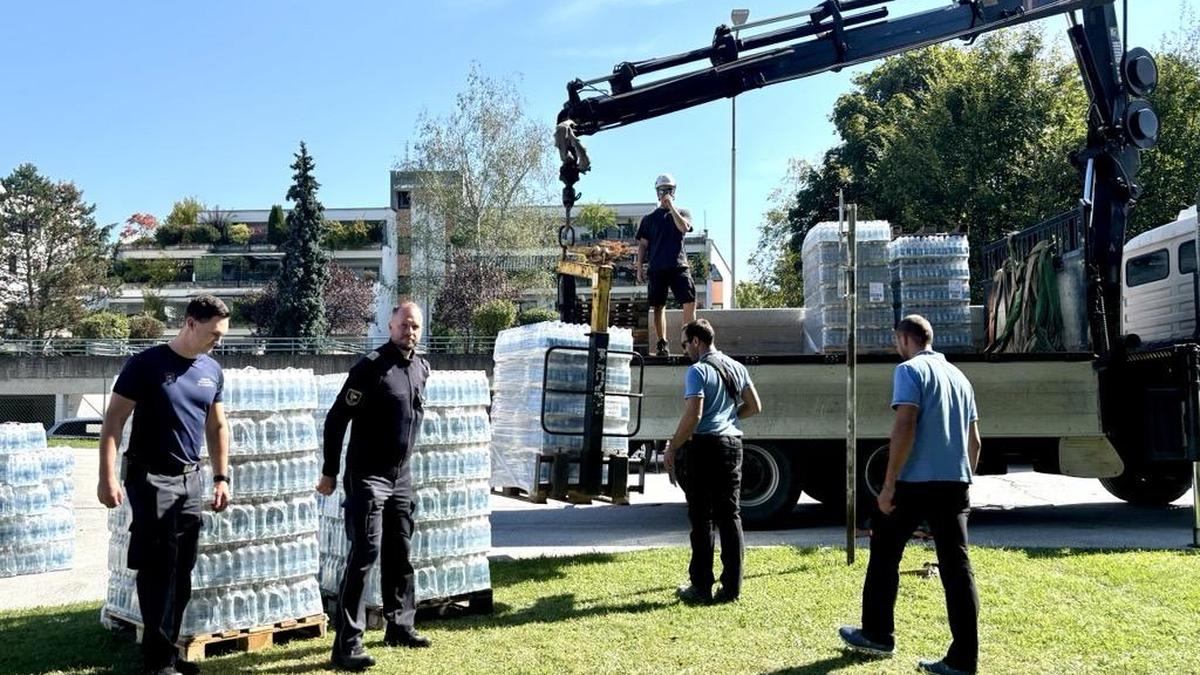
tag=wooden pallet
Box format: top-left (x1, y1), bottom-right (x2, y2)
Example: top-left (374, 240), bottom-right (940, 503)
top-left (323, 588), bottom-right (494, 630)
top-left (103, 610), bottom-right (327, 662)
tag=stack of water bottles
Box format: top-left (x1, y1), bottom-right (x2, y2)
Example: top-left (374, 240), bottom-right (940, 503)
top-left (802, 221), bottom-right (896, 352)
top-left (0, 423), bottom-right (75, 578)
top-left (103, 367), bottom-right (324, 636)
top-left (490, 322), bottom-right (633, 494)
top-left (316, 370), bottom-right (494, 606)
top-left (888, 234), bottom-right (973, 350)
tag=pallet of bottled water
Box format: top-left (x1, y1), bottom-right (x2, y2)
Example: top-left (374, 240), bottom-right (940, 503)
top-left (802, 221), bottom-right (896, 353)
top-left (490, 322), bottom-right (633, 495)
top-left (0, 423), bottom-right (75, 579)
top-left (102, 367), bottom-right (325, 637)
top-left (316, 370), bottom-right (494, 609)
top-left (888, 234), bottom-right (973, 351)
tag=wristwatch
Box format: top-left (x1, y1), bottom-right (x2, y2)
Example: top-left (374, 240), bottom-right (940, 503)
top-left (213, 474), bottom-right (230, 485)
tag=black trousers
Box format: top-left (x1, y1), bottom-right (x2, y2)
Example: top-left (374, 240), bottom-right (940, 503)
top-left (680, 434), bottom-right (744, 597)
top-left (862, 481), bottom-right (979, 673)
top-left (124, 466), bottom-right (203, 669)
top-left (335, 472), bottom-right (416, 653)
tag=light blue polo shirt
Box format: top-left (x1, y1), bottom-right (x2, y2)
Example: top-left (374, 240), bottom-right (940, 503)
top-left (684, 350), bottom-right (751, 436)
top-left (891, 350), bottom-right (978, 483)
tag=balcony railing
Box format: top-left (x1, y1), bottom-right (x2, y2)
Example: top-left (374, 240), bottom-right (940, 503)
top-left (0, 335), bottom-right (497, 357)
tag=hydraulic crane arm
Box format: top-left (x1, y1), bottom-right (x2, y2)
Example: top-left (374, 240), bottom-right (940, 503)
top-left (556, 0), bottom-right (1159, 357)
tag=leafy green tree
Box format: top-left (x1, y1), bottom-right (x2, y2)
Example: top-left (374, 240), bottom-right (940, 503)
top-left (165, 197), bottom-right (205, 229)
top-left (471, 299), bottom-right (517, 337)
top-left (272, 142), bottom-right (330, 338)
top-left (575, 203), bottom-right (618, 238)
top-left (267, 204), bottom-right (288, 245)
top-left (0, 164), bottom-right (115, 337)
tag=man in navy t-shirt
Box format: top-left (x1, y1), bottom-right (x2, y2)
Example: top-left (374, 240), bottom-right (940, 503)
top-left (839, 314), bottom-right (981, 675)
top-left (636, 173), bottom-right (697, 356)
top-left (98, 295), bottom-right (231, 675)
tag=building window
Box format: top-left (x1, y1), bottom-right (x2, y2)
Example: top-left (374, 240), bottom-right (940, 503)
top-left (395, 191), bottom-right (412, 209)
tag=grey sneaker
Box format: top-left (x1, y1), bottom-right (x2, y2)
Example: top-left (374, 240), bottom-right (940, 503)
top-left (917, 658), bottom-right (973, 674)
top-left (838, 626), bottom-right (895, 657)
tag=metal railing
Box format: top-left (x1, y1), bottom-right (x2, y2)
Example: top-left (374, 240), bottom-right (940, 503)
top-left (981, 206), bottom-right (1086, 280)
top-left (0, 335), bottom-right (497, 357)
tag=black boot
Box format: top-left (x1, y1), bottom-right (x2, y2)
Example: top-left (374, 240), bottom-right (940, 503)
top-left (384, 625), bottom-right (432, 649)
top-left (331, 644), bottom-right (377, 671)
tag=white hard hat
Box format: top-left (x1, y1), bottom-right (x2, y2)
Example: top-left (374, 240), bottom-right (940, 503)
top-left (654, 173), bottom-right (676, 189)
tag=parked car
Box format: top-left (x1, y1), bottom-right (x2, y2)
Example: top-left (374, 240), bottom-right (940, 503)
top-left (47, 417), bottom-right (103, 439)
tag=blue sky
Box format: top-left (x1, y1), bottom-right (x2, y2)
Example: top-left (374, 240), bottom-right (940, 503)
top-left (0, 0), bottom-right (1182, 283)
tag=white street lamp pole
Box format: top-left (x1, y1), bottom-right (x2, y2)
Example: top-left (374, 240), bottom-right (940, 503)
top-left (730, 8), bottom-right (749, 309)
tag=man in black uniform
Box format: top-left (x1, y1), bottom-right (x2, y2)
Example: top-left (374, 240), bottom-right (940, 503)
top-left (98, 295), bottom-right (232, 675)
top-left (636, 172), bottom-right (696, 356)
top-left (318, 301), bottom-right (432, 671)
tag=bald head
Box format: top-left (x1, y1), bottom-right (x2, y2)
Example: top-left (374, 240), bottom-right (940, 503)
top-left (389, 301), bottom-right (423, 352)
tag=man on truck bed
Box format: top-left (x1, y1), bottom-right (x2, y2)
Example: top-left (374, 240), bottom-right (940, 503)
top-left (838, 314), bottom-right (981, 675)
top-left (636, 173), bottom-right (696, 356)
top-left (667, 319), bottom-right (761, 604)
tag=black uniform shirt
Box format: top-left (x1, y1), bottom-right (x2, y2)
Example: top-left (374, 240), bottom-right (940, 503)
top-left (322, 341), bottom-right (430, 481)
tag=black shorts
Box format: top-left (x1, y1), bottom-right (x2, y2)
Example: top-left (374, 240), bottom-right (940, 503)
top-left (648, 267), bottom-right (696, 307)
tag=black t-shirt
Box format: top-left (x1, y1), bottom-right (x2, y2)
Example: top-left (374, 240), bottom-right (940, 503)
top-left (113, 344), bottom-right (224, 467)
top-left (636, 207), bottom-right (693, 271)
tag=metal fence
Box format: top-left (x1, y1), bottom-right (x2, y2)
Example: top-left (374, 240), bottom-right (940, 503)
top-left (0, 335), bottom-right (497, 357)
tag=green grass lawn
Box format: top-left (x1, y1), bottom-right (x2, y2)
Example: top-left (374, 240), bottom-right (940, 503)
top-left (48, 437), bottom-right (96, 449)
top-left (2, 546), bottom-right (1196, 674)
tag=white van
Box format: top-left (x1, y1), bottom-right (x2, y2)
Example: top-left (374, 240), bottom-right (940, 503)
top-left (1122, 205), bottom-right (1200, 344)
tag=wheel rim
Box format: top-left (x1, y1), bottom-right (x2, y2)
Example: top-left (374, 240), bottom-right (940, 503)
top-left (864, 445), bottom-right (888, 498)
top-left (741, 443), bottom-right (780, 509)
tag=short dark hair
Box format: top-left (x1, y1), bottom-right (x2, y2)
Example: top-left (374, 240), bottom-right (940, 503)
top-left (185, 295), bottom-right (231, 322)
top-left (682, 318), bottom-right (715, 346)
top-left (896, 314), bottom-right (933, 345)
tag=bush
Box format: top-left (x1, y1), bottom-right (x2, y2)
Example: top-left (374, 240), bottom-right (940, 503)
top-left (128, 313), bottom-right (166, 339)
top-left (228, 223), bottom-right (251, 246)
top-left (141, 292), bottom-right (169, 321)
top-left (471, 299), bottom-right (518, 337)
top-left (518, 307), bottom-right (559, 325)
top-left (186, 225), bottom-right (222, 245)
top-left (154, 224), bottom-right (184, 246)
top-left (75, 311), bottom-right (130, 339)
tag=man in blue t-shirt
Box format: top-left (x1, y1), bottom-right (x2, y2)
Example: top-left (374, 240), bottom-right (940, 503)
top-left (636, 173), bottom-right (697, 356)
top-left (98, 295), bottom-right (231, 675)
top-left (666, 319), bottom-right (761, 604)
top-left (839, 315), bottom-right (981, 675)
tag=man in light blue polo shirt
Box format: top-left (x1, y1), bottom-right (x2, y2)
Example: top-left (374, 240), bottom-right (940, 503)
top-left (666, 319), bottom-right (761, 604)
top-left (839, 314), bottom-right (981, 675)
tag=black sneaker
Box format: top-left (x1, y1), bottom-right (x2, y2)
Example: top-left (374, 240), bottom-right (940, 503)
top-left (331, 644), bottom-right (377, 671)
top-left (655, 339), bottom-right (670, 357)
top-left (675, 583), bottom-right (712, 605)
top-left (917, 658), bottom-right (973, 674)
top-left (384, 625), bottom-right (432, 648)
top-left (837, 626), bottom-right (895, 658)
top-left (173, 659), bottom-right (201, 675)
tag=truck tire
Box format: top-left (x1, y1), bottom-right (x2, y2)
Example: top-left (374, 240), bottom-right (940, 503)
top-left (740, 442), bottom-right (803, 528)
top-left (1099, 466), bottom-right (1193, 505)
top-left (802, 443), bottom-right (887, 523)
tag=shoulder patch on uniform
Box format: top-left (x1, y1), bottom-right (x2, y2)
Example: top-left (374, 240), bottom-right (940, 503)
top-left (366, 350), bottom-right (381, 361)
top-left (345, 389), bottom-right (364, 406)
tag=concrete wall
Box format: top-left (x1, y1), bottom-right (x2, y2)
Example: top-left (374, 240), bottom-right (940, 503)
top-left (0, 352), bottom-right (494, 397)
